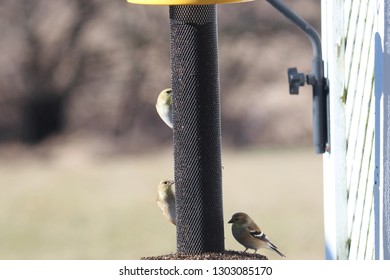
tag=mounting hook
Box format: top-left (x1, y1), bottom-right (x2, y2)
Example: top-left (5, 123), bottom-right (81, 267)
top-left (266, 0), bottom-right (329, 154)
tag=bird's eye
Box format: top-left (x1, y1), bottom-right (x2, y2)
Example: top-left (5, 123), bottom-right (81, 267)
top-left (163, 181), bottom-right (167, 184)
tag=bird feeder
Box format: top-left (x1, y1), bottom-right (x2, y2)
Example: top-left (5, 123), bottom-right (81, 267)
top-left (127, 0), bottom-right (254, 255)
top-left (127, 0), bottom-right (328, 256)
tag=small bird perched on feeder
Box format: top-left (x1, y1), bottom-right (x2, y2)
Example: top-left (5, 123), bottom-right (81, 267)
top-left (156, 88), bottom-right (173, 129)
top-left (156, 179), bottom-right (176, 225)
top-left (228, 212), bottom-right (286, 258)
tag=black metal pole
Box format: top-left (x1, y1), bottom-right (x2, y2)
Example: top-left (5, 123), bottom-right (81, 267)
top-left (266, 0), bottom-right (328, 154)
top-left (169, 5), bottom-right (224, 254)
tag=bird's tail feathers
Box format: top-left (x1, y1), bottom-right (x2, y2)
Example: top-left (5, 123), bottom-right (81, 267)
top-left (267, 242), bottom-right (286, 258)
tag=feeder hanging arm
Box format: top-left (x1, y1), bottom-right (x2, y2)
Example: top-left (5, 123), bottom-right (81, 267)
top-left (266, 0), bottom-right (329, 154)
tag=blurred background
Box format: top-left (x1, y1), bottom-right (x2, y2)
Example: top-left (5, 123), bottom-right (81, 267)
top-left (0, 0), bottom-right (323, 259)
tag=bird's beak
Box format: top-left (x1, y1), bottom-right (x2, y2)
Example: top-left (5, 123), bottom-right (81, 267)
top-left (228, 218), bottom-right (233, 224)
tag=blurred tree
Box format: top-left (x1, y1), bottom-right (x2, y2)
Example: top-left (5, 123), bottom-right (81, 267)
top-left (19, 0), bottom-right (96, 143)
top-left (0, 0), bottom-right (320, 150)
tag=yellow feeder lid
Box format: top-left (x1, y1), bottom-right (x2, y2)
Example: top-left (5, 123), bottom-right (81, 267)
top-left (127, 0), bottom-right (253, 5)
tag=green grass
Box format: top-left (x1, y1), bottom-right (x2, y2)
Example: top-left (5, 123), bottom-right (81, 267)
top-left (0, 145), bottom-right (323, 259)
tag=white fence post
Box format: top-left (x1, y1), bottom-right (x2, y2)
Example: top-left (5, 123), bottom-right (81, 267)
top-left (322, 0), bottom-right (349, 260)
top-left (323, 0), bottom-right (377, 260)
top-left (322, 0), bottom-right (390, 260)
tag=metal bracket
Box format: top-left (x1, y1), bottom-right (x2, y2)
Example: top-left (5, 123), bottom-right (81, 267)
top-left (266, 0), bottom-right (329, 154)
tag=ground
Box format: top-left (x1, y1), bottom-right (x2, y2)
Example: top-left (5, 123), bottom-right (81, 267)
top-left (0, 139), bottom-right (323, 259)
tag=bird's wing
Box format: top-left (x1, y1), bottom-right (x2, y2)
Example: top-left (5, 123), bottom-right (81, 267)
top-left (249, 230), bottom-right (270, 242)
top-left (250, 230), bottom-right (286, 258)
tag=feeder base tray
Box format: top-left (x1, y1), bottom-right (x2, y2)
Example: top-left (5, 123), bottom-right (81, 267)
top-left (141, 250), bottom-right (268, 260)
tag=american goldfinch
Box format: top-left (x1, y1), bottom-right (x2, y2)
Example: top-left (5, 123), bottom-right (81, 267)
top-left (156, 179), bottom-right (176, 225)
top-left (156, 88), bottom-right (173, 129)
top-left (228, 212), bottom-right (286, 258)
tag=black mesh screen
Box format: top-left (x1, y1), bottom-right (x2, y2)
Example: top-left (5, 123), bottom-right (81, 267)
top-left (169, 5), bottom-right (224, 254)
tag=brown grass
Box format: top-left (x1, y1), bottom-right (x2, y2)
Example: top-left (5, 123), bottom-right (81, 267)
top-left (0, 141), bottom-right (323, 259)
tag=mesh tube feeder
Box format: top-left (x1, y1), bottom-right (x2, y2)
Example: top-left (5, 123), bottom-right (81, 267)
top-left (127, 0), bottom-right (253, 254)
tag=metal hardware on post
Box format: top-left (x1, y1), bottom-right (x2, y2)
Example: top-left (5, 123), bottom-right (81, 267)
top-left (288, 67), bottom-right (305, 95)
top-left (266, 0), bottom-right (329, 154)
